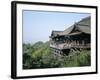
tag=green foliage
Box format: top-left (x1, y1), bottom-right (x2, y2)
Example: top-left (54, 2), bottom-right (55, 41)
top-left (23, 41), bottom-right (91, 69)
top-left (61, 49), bottom-right (91, 67)
top-left (77, 50), bottom-right (91, 66)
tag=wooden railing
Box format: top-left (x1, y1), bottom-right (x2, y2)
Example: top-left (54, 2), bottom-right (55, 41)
top-left (50, 43), bottom-right (90, 49)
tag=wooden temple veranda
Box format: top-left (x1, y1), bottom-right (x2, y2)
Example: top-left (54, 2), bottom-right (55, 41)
top-left (49, 16), bottom-right (91, 56)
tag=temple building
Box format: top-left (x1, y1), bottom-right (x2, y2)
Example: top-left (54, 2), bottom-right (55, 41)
top-left (49, 16), bottom-right (91, 56)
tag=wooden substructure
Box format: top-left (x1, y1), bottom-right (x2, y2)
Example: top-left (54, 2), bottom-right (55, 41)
top-left (50, 32), bottom-right (91, 56)
top-left (50, 47), bottom-right (70, 57)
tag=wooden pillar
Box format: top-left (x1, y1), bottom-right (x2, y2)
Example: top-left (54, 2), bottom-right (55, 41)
top-left (82, 40), bottom-right (84, 45)
top-left (77, 40), bottom-right (79, 45)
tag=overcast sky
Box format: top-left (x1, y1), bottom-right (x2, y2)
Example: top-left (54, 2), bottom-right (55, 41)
top-left (23, 10), bottom-right (90, 44)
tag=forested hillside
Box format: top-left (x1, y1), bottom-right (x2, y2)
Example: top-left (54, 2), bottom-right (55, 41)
top-left (23, 41), bottom-right (91, 69)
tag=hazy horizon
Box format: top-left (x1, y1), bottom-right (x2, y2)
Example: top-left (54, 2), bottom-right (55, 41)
top-left (23, 10), bottom-right (90, 44)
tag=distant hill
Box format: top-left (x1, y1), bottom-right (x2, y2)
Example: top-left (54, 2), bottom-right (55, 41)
top-left (33, 41), bottom-right (44, 49)
top-left (32, 41), bottom-right (50, 58)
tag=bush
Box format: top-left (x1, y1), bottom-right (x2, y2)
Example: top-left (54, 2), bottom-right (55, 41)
top-left (23, 42), bottom-right (91, 69)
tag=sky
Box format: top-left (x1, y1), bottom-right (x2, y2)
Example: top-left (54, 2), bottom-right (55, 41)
top-left (23, 10), bottom-right (90, 44)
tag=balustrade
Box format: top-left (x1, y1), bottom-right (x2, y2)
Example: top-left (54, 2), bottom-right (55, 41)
top-left (50, 40), bottom-right (90, 49)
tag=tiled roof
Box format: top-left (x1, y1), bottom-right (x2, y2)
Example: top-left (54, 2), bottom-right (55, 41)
top-left (50, 16), bottom-right (91, 38)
